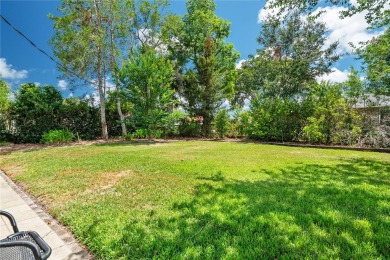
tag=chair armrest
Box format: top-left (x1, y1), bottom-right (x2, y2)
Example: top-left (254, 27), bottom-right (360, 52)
top-left (0, 240), bottom-right (42, 260)
top-left (28, 231), bottom-right (52, 260)
top-left (0, 231), bottom-right (52, 260)
top-left (0, 210), bottom-right (19, 233)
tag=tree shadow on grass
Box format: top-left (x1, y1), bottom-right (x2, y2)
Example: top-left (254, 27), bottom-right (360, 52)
top-left (84, 158), bottom-right (390, 259)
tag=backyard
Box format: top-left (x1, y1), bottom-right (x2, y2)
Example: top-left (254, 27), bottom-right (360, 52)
top-left (0, 141), bottom-right (389, 259)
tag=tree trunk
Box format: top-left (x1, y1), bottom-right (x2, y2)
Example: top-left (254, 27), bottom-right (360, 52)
top-left (98, 78), bottom-right (109, 140)
top-left (93, 0), bottom-right (108, 140)
top-left (201, 114), bottom-right (213, 137)
top-left (96, 50), bottom-right (108, 139)
top-left (116, 87), bottom-right (127, 136)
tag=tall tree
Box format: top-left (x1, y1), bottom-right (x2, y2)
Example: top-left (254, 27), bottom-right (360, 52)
top-left (269, 0), bottom-right (389, 28)
top-left (342, 67), bottom-right (365, 107)
top-left (51, 1), bottom-right (128, 138)
top-left (120, 49), bottom-right (175, 136)
top-left (176, 0), bottom-right (239, 137)
top-left (50, 0), bottom-right (111, 139)
top-left (235, 11), bottom-right (339, 101)
top-left (51, 0), bottom-right (171, 138)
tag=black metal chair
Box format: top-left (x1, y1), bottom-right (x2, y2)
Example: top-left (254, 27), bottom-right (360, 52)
top-left (0, 210), bottom-right (52, 260)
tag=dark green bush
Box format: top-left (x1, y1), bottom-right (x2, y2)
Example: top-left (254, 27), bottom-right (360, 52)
top-left (178, 116), bottom-right (202, 137)
top-left (249, 97), bottom-right (311, 142)
top-left (11, 84), bottom-right (63, 143)
top-left (61, 98), bottom-right (101, 140)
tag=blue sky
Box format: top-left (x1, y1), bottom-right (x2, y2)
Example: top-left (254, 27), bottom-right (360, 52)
top-left (0, 0), bottom-right (382, 98)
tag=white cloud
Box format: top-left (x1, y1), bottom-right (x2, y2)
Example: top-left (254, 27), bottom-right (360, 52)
top-left (105, 78), bottom-right (116, 92)
top-left (0, 58), bottom-right (28, 80)
top-left (257, 5), bottom-right (384, 54)
top-left (34, 82), bottom-right (41, 86)
top-left (317, 67), bottom-right (350, 83)
top-left (236, 59), bottom-right (247, 69)
top-left (137, 28), bottom-right (168, 55)
top-left (258, 2), bottom-right (282, 23)
top-left (58, 80), bottom-right (68, 90)
top-left (68, 93), bottom-right (74, 98)
top-left (313, 6), bottom-right (384, 53)
top-left (84, 91), bottom-right (100, 107)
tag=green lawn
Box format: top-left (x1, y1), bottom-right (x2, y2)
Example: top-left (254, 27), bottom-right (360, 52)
top-left (1, 141), bottom-right (389, 259)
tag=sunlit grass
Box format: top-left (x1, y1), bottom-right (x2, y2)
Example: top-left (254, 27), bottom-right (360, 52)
top-left (1, 141), bottom-right (389, 259)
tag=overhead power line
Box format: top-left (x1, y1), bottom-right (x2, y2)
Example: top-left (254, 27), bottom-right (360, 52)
top-left (0, 14), bottom-right (96, 86)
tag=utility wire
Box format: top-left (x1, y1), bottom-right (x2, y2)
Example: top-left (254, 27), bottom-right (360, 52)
top-left (0, 14), bottom-right (96, 86)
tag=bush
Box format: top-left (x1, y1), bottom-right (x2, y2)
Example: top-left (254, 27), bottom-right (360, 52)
top-left (361, 125), bottom-right (390, 148)
top-left (61, 98), bottom-right (101, 140)
top-left (302, 117), bottom-right (325, 143)
top-left (152, 130), bottom-right (164, 139)
top-left (215, 109), bottom-right (230, 138)
top-left (249, 97), bottom-right (309, 141)
top-left (229, 110), bottom-right (252, 138)
top-left (41, 130), bottom-right (74, 144)
top-left (11, 84), bottom-right (63, 143)
top-left (165, 111), bottom-right (186, 137)
top-left (134, 129), bottom-right (148, 139)
top-left (178, 116), bottom-right (202, 137)
top-left (124, 133), bottom-right (135, 140)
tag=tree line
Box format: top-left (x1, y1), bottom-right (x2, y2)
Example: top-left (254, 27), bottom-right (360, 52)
top-left (0, 0), bottom-right (389, 147)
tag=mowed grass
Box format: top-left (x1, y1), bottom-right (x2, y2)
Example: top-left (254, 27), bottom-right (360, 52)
top-left (1, 141), bottom-right (389, 259)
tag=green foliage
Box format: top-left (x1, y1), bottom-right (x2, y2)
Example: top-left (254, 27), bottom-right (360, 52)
top-left (356, 27), bottom-right (390, 96)
top-left (215, 109), bottom-right (230, 138)
top-left (236, 110), bottom-right (252, 137)
top-left (41, 129), bottom-right (74, 144)
top-left (134, 129), bottom-right (147, 139)
top-left (124, 133), bottom-right (135, 141)
top-left (0, 78), bottom-right (10, 113)
top-left (50, 0), bottom-right (111, 138)
top-left (120, 49), bottom-right (175, 137)
top-left (302, 81), bottom-right (362, 145)
top-left (7, 85), bottom-right (102, 143)
top-left (105, 91), bottom-right (133, 137)
top-left (269, 0), bottom-right (389, 28)
top-left (174, 0), bottom-right (239, 136)
top-left (61, 98), bottom-right (101, 140)
top-left (152, 129), bottom-right (164, 139)
top-left (0, 78), bottom-right (11, 142)
top-left (11, 83), bottom-right (63, 143)
top-left (235, 11), bottom-right (338, 102)
top-left (178, 116), bottom-right (202, 137)
top-left (165, 110), bottom-right (186, 137)
top-left (249, 97), bottom-right (312, 141)
top-left (302, 117), bottom-right (326, 143)
top-left (342, 67), bottom-right (365, 106)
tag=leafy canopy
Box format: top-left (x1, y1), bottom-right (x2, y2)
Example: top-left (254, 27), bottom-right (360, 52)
top-left (268, 0), bottom-right (389, 28)
top-left (120, 49), bottom-right (175, 136)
